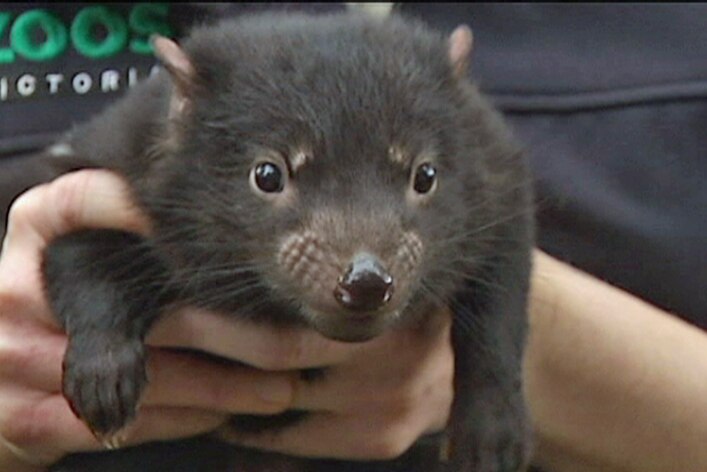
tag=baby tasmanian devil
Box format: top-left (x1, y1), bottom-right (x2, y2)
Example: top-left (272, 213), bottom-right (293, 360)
top-left (42, 11), bottom-right (534, 472)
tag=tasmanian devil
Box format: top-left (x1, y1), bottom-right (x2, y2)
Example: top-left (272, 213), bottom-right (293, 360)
top-left (41, 11), bottom-right (535, 472)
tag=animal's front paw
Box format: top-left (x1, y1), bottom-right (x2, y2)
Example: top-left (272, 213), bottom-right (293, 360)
top-left (62, 335), bottom-right (148, 446)
top-left (449, 394), bottom-right (531, 472)
top-left (464, 429), bottom-right (529, 472)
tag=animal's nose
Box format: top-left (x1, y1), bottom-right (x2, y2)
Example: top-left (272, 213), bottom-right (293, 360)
top-left (334, 252), bottom-right (394, 312)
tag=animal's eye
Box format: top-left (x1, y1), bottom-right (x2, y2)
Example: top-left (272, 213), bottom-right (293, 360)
top-left (253, 162), bottom-right (284, 193)
top-left (412, 163), bottom-right (437, 194)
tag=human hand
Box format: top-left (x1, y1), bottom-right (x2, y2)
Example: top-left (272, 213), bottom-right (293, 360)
top-left (0, 169), bottom-right (454, 469)
top-left (0, 170), bottom-right (235, 469)
top-left (149, 303), bottom-right (453, 461)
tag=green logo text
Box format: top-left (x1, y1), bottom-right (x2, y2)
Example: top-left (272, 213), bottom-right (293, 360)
top-left (0, 4), bottom-right (173, 64)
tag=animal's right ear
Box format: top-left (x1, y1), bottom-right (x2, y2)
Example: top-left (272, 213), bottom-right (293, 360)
top-left (151, 35), bottom-right (195, 119)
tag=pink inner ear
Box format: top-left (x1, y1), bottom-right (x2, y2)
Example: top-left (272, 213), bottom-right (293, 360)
top-left (448, 25), bottom-right (474, 77)
top-left (151, 35), bottom-right (195, 82)
top-left (151, 35), bottom-right (194, 119)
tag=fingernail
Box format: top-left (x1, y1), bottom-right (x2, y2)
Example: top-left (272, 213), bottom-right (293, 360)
top-left (255, 375), bottom-right (293, 405)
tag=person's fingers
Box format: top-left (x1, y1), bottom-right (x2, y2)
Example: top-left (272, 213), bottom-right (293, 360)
top-left (4, 169), bottom-right (150, 250)
top-left (0, 170), bottom-right (151, 328)
top-left (142, 348), bottom-right (295, 414)
top-left (219, 410), bottom-right (424, 461)
top-left (1, 169), bottom-right (149, 280)
top-left (117, 406), bottom-right (225, 447)
top-left (281, 309), bottom-right (453, 450)
top-left (0, 323), bottom-right (65, 391)
top-left (216, 309), bottom-right (453, 461)
top-left (0, 393), bottom-right (226, 465)
top-left (0, 393), bottom-right (91, 465)
top-left (290, 321), bottom-right (454, 416)
top-left (148, 308), bottom-right (363, 370)
top-left (0, 327), bottom-right (297, 417)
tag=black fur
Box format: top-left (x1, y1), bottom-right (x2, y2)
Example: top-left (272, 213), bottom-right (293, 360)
top-left (43, 12), bottom-right (534, 472)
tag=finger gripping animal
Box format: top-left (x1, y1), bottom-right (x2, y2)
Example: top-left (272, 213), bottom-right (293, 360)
top-left (42, 12), bottom-right (534, 472)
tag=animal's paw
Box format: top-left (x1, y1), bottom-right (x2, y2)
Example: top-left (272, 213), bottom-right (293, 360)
top-left (465, 430), bottom-right (529, 472)
top-left (448, 395), bottom-right (532, 471)
top-left (62, 335), bottom-right (148, 443)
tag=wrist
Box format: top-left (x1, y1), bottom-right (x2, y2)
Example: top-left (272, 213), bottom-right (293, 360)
top-left (525, 249), bottom-right (707, 472)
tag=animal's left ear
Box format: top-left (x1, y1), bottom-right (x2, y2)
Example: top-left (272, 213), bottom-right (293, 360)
top-left (448, 25), bottom-right (473, 79)
top-left (151, 35), bottom-right (195, 119)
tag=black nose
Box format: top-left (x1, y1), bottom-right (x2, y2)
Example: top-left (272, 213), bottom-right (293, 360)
top-left (334, 253), bottom-right (394, 312)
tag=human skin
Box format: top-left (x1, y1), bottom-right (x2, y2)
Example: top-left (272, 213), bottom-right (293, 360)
top-left (526, 251), bottom-right (707, 472)
top-left (1, 170), bottom-right (707, 471)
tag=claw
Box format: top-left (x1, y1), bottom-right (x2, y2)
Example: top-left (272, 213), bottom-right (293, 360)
top-left (62, 338), bottom-right (147, 442)
top-left (95, 427), bottom-right (130, 450)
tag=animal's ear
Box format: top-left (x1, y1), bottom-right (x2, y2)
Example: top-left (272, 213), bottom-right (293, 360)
top-left (151, 35), bottom-right (195, 119)
top-left (448, 25), bottom-right (473, 79)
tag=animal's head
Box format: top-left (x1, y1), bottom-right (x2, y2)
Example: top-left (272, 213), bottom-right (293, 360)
top-left (150, 13), bottom-right (516, 342)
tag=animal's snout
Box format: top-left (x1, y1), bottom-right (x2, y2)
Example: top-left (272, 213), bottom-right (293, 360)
top-left (334, 252), bottom-right (394, 312)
